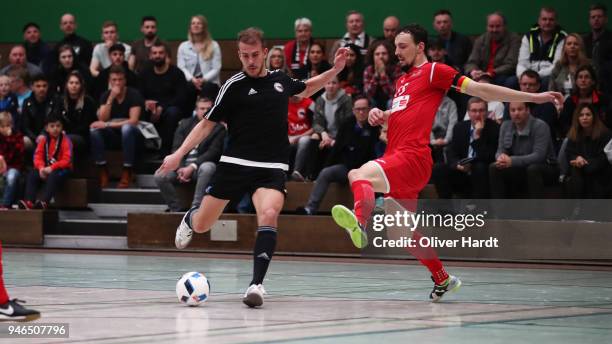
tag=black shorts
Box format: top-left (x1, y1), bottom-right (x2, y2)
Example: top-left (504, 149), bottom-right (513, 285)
top-left (205, 162), bottom-right (287, 201)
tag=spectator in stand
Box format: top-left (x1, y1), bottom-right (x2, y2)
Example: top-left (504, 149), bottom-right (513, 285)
top-left (296, 96), bottom-right (378, 215)
top-left (382, 16), bottom-right (400, 42)
top-left (0, 45), bottom-right (42, 77)
top-left (266, 47), bottom-right (287, 72)
top-left (432, 9), bottom-right (472, 70)
top-left (0, 112), bottom-right (24, 210)
top-left (433, 97), bottom-right (499, 199)
top-left (154, 97), bottom-right (225, 212)
top-left (55, 71), bottom-right (97, 160)
top-left (559, 65), bottom-right (611, 135)
top-left (0, 76), bottom-right (18, 123)
top-left (49, 44), bottom-right (92, 95)
top-left (504, 70), bottom-right (560, 142)
top-left (284, 18), bottom-right (314, 79)
top-left (129, 16), bottom-right (168, 75)
top-left (513, 7), bottom-right (567, 89)
top-left (90, 65), bottom-right (144, 188)
top-left (177, 15), bottom-right (222, 91)
top-left (140, 42), bottom-right (187, 156)
top-left (363, 40), bottom-right (402, 110)
top-left (490, 101), bottom-right (558, 198)
top-left (305, 42), bottom-right (331, 99)
top-left (90, 21), bottom-right (132, 77)
top-left (21, 74), bottom-right (55, 151)
top-left (337, 43), bottom-right (364, 96)
top-left (583, 4), bottom-right (612, 72)
top-left (549, 33), bottom-right (590, 98)
top-left (583, 4), bottom-right (612, 95)
top-left (19, 114), bottom-right (72, 210)
top-left (427, 38), bottom-right (454, 66)
top-left (465, 12), bottom-right (521, 86)
top-left (22, 23), bottom-right (50, 71)
top-left (7, 67), bottom-right (32, 117)
top-left (292, 76), bottom-right (353, 182)
top-left (92, 44), bottom-right (139, 101)
top-left (564, 103), bottom-right (612, 198)
top-left (462, 74), bottom-right (505, 124)
top-left (288, 94), bottom-right (314, 174)
top-left (56, 13), bottom-right (93, 68)
top-left (430, 95), bottom-right (458, 162)
top-left (331, 10), bottom-right (372, 59)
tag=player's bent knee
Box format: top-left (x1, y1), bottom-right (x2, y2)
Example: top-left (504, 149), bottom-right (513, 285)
top-left (258, 207), bottom-right (280, 226)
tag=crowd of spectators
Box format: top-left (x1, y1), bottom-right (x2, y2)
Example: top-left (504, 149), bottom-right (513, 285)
top-left (1, 4), bottom-right (612, 213)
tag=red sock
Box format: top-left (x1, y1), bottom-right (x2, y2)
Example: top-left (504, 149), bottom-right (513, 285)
top-left (0, 242), bottom-right (9, 304)
top-left (351, 180), bottom-right (375, 227)
top-left (406, 231), bottom-right (449, 284)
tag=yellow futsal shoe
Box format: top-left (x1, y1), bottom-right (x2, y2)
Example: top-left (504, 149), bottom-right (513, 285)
top-left (331, 205), bottom-right (368, 248)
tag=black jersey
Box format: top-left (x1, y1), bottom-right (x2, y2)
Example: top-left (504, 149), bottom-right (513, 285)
top-left (206, 70), bottom-right (306, 170)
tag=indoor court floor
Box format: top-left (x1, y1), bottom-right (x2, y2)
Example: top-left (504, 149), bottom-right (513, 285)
top-left (3, 249), bottom-right (612, 343)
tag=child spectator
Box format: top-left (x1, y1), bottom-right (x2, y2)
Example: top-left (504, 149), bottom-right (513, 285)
top-left (288, 95), bottom-right (314, 174)
top-left (0, 112), bottom-right (24, 210)
top-left (0, 76), bottom-right (18, 127)
top-left (19, 113), bottom-right (72, 210)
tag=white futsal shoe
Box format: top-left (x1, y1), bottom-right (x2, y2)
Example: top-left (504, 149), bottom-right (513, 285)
top-left (243, 284), bottom-right (266, 308)
top-left (175, 208), bottom-right (196, 249)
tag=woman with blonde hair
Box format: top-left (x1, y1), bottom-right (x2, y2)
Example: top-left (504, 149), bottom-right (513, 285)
top-left (177, 15), bottom-right (222, 90)
top-left (549, 33), bottom-right (590, 97)
top-left (265, 47), bottom-right (287, 72)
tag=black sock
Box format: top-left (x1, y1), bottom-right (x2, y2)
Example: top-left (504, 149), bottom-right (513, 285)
top-left (250, 226), bottom-right (277, 285)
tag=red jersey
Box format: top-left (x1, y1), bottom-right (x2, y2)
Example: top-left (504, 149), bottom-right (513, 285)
top-left (387, 62), bottom-right (468, 153)
top-left (287, 97), bottom-right (314, 136)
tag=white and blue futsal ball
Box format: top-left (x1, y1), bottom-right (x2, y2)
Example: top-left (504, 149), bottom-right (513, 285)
top-left (176, 272), bottom-right (210, 306)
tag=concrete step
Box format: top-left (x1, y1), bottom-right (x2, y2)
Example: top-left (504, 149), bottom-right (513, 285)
top-left (88, 203), bottom-right (167, 218)
top-left (53, 218), bottom-right (127, 236)
top-left (135, 174), bottom-right (157, 188)
top-left (44, 235), bottom-right (127, 249)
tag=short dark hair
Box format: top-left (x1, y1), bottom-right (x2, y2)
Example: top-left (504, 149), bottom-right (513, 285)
top-left (399, 24), bottom-right (428, 46)
top-left (352, 95), bottom-right (371, 106)
top-left (45, 112), bottom-right (62, 125)
top-left (237, 27), bottom-right (265, 46)
top-left (467, 97), bottom-right (487, 109)
top-left (428, 38), bottom-right (445, 50)
top-left (141, 16), bottom-right (157, 24)
top-left (108, 64), bottom-right (125, 76)
top-left (433, 9), bottom-right (452, 18)
top-left (31, 73), bottom-right (48, 84)
top-left (590, 3), bottom-right (608, 15)
top-left (151, 41), bottom-right (167, 53)
top-left (22, 22), bottom-right (40, 33)
top-left (520, 69), bottom-right (541, 84)
top-left (109, 43), bottom-right (125, 54)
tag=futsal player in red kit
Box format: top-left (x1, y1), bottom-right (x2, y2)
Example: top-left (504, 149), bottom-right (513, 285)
top-left (331, 24), bottom-right (563, 301)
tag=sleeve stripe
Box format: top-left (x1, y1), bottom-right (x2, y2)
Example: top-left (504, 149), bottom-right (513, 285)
top-left (205, 73), bottom-right (245, 120)
top-left (429, 62), bottom-right (436, 83)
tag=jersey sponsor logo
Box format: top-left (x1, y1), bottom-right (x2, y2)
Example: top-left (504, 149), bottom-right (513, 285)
top-left (390, 95), bottom-right (410, 113)
top-left (274, 82), bottom-right (284, 93)
top-left (396, 83), bottom-right (409, 97)
top-left (248, 88), bottom-right (258, 95)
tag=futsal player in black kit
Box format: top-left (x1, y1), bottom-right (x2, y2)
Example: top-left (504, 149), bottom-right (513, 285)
top-left (158, 27), bottom-right (348, 307)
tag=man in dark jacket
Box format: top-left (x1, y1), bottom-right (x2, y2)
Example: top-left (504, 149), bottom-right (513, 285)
top-left (297, 96), bottom-right (379, 215)
top-left (432, 9), bottom-right (472, 70)
top-left (583, 3), bottom-right (612, 96)
top-left (432, 97), bottom-right (499, 198)
top-left (154, 97), bottom-right (226, 211)
top-left (21, 74), bottom-right (55, 151)
top-left (139, 42), bottom-right (187, 156)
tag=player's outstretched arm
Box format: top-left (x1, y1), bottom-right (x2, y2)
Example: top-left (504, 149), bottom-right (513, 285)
top-left (157, 119), bottom-right (216, 175)
top-left (297, 47), bottom-right (349, 98)
top-left (464, 79), bottom-right (564, 106)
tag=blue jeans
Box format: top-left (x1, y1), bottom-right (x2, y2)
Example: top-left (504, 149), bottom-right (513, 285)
top-left (2, 168), bottom-right (21, 206)
top-left (90, 124), bottom-right (143, 167)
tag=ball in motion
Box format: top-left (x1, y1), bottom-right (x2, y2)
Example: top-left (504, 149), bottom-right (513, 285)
top-left (176, 272), bottom-right (210, 306)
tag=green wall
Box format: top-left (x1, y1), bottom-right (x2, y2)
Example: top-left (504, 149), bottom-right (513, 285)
top-left (2, 0), bottom-right (610, 43)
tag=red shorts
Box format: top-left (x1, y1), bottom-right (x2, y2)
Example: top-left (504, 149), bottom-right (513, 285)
top-left (373, 149), bottom-right (432, 200)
